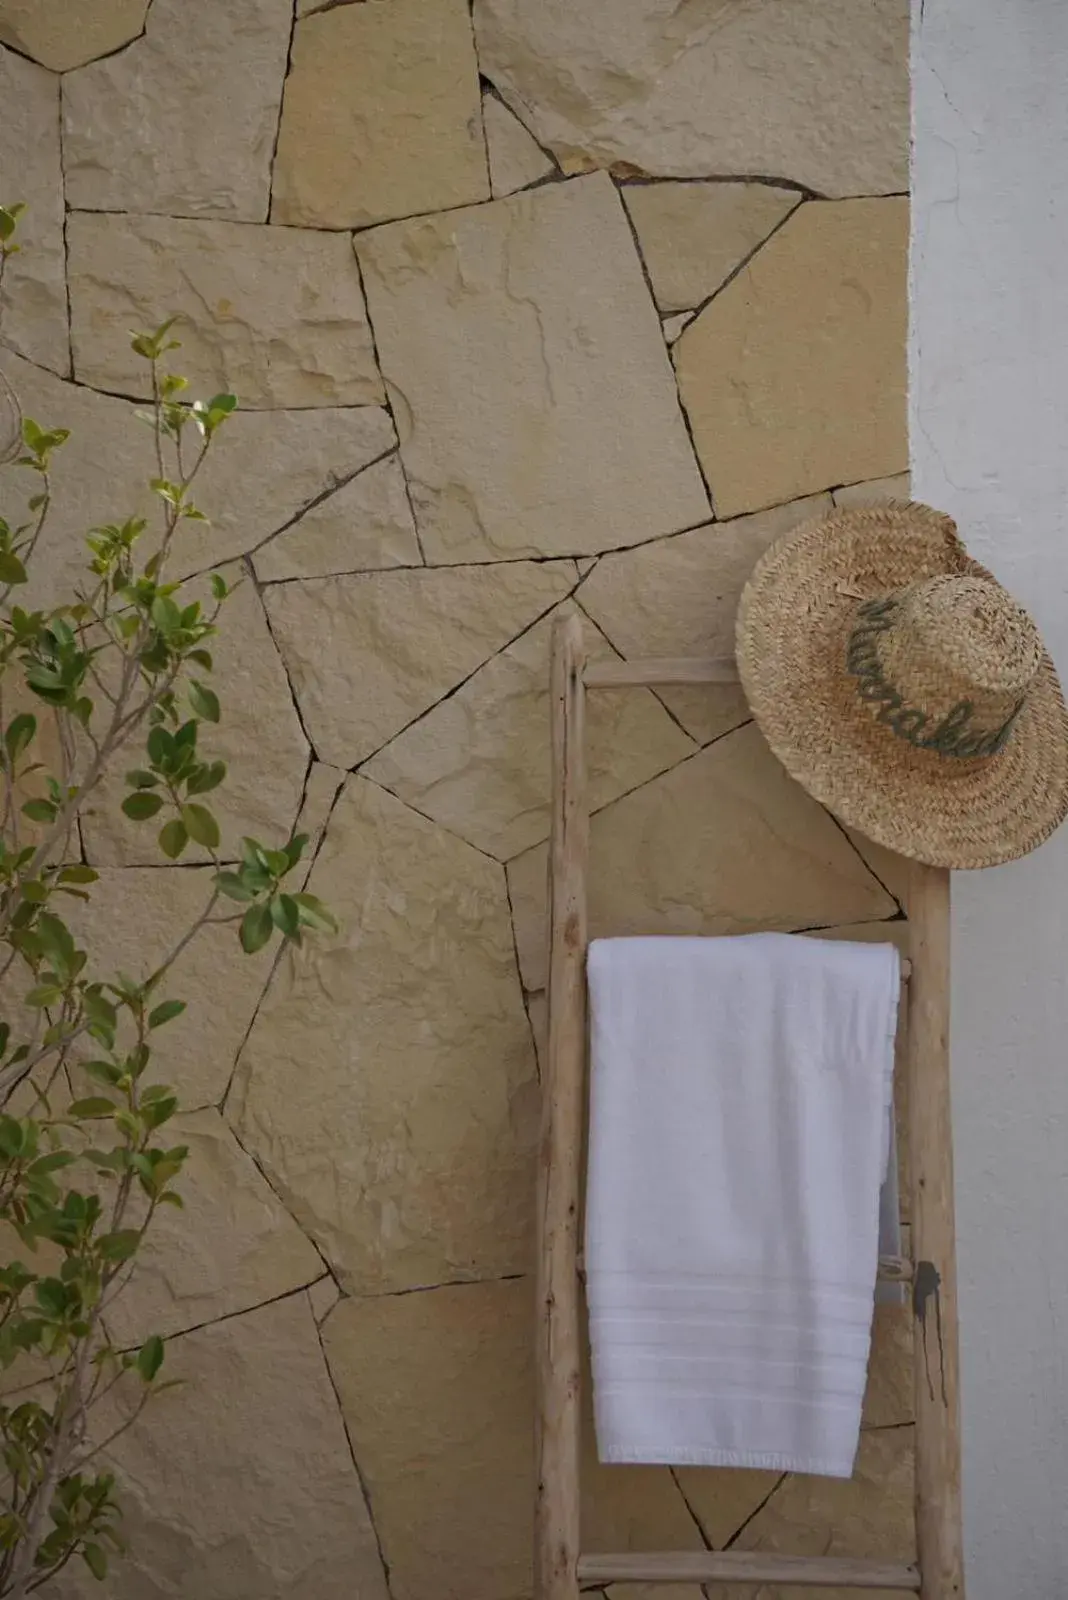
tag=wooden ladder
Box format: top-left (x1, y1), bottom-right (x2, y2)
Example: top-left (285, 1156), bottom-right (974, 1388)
top-left (534, 612), bottom-right (964, 1598)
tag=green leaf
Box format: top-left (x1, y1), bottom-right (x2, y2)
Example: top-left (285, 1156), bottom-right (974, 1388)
top-left (150, 593), bottom-right (181, 630)
top-left (147, 999), bottom-right (185, 1030)
top-left (121, 791), bottom-right (164, 822)
top-left (136, 1334), bottom-right (164, 1382)
top-left (293, 892), bottom-right (338, 934)
top-left (270, 893), bottom-right (300, 939)
top-left (240, 902), bottom-right (273, 955)
top-left (185, 759), bottom-right (225, 796)
top-left (209, 573), bottom-right (228, 601)
top-left (181, 803), bottom-right (219, 850)
top-left (125, 769), bottom-right (159, 790)
top-left (98, 1229), bottom-right (141, 1263)
top-left (158, 819), bottom-right (187, 860)
top-left (0, 551), bottom-right (26, 584)
top-left (20, 797), bottom-right (56, 823)
top-left (57, 864), bottom-right (98, 885)
top-left (214, 870), bottom-right (254, 902)
top-left (147, 725), bottom-right (173, 767)
top-left (0, 1117), bottom-right (25, 1157)
top-left (67, 1098), bottom-right (116, 1119)
top-left (83, 1543), bottom-right (107, 1581)
top-left (0, 204), bottom-right (24, 243)
top-left (283, 833), bottom-right (309, 871)
top-left (25, 985), bottom-right (62, 1008)
top-left (4, 713), bottom-right (35, 761)
top-left (188, 679), bottom-right (220, 723)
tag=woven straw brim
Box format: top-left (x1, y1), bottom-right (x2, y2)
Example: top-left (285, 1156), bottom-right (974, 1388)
top-left (735, 502), bottom-right (1068, 870)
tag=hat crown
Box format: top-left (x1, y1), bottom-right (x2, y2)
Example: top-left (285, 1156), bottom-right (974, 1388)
top-left (847, 574), bottom-right (1041, 760)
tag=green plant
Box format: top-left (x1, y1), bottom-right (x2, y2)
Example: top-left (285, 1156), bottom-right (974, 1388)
top-left (0, 203), bottom-right (334, 1596)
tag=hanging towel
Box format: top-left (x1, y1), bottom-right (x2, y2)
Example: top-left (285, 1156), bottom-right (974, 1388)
top-left (584, 932), bottom-right (900, 1478)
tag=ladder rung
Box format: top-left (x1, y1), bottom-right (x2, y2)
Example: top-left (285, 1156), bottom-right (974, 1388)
top-left (576, 1550), bottom-right (921, 1588)
top-left (584, 655), bottom-right (739, 687)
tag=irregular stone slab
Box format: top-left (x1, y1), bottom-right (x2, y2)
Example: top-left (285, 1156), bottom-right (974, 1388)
top-left (307, 1275), bottom-right (341, 1324)
top-left (863, 1303), bottom-right (913, 1429)
top-left (685, 1428), bottom-right (914, 1600)
top-left (356, 173), bottom-right (709, 562)
top-left (272, 0), bottom-right (488, 228)
top-left (324, 1277), bottom-right (704, 1600)
top-left (105, 1110), bottom-right (324, 1345)
top-left (845, 826), bottom-right (912, 911)
top-left (0, 354), bottom-right (398, 595)
top-left (474, 0), bottom-right (908, 198)
top-left (291, 761), bottom-right (347, 884)
top-left (364, 601), bottom-right (694, 860)
top-left (59, 866), bottom-right (276, 1108)
top-left (834, 471), bottom-right (912, 508)
top-left (83, 574), bottom-right (309, 864)
top-left (507, 723), bottom-right (895, 991)
top-left (0, 0), bottom-right (147, 70)
top-left (580, 493), bottom-right (831, 744)
top-left (62, 0), bottom-right (292, 221)
top-left (230, 779), bottom-right (539, 1293)
top-left (623, 181), bottom-right (800, 313)
top-left (0, 352), bottom-right (147, 609)
top-left (675, 199), bottom-right (909, 518)
top-left (484, 92), bottom-right (555, 196)
top-left (51, 1296), bottom-right (388, 1600)
top-left (183, 406), bottom-right (398, 575)
top-left (0, 47), bottom-right (68, 375)
top-left (661, 311), bottom-right (695, 344)
top-left (254, 454), bottom-right (419, 581)
top-left (68, 212), bottom-right (383, 408)
top-left (263, 560), bottom-right (575, 766)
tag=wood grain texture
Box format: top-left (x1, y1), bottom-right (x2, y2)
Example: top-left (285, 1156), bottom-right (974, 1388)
top-left (906, 863), bottom-right (965, 1598)
top-left (577, 1549), bottom-right (921, 1587)
top-left (535, 613), bottom-right (588, 1600)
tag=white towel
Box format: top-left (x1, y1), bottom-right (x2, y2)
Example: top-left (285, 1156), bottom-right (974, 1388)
top-left (584, 933), bottom-right (900, 1478)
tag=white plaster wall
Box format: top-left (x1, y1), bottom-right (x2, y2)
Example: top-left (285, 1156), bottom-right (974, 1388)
top-left (912, 2), bottom-right (1068, 1591)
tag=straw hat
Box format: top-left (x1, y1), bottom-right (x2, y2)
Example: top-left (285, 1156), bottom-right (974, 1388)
top-left (735, 501), bottom-right (1068, 869)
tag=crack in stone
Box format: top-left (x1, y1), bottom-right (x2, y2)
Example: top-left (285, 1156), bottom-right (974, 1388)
top-left (244, 553), bottom-right (320, 759)
top-left (478, 77), bottom-right (562, 176)
top-left (504, 866), bottom-right (542, 1082)
top-left (613, 179), bottom-right (717, 515)
top-left (57, 75), bottom-right (74, 380)
top-left (266, 0), bottom-right (298, 225)
top-left (350, 241), bottom-right (428, 564)
top-left (723, 1471), bottom-right (788, 1551)
top-left (217, 753), bottom-right (347, 1116)
top-left (313, 1307), bottom-right (397, 1598)
top-left (347, 561), bottom-right (585, 779)
top-left (671, 191), bottom-right (806, 337)
top-left (824, 806), bottom-right (905, 916)
top-left (573, 593), bottom-right (701, 746)
top-left (668, 1464), bottom-right (715, 1558)
top-left (301, 0), bottom-right (368, 16)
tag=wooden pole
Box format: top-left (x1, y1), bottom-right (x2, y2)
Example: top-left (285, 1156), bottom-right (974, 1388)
top-left (905, 863), bottom-right (964, 1598)
top-left (534, 614), bottom-right (588, 1600)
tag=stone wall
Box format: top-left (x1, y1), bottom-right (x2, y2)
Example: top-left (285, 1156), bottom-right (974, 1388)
top-left (0, 2), bottom-right (913, 1596)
